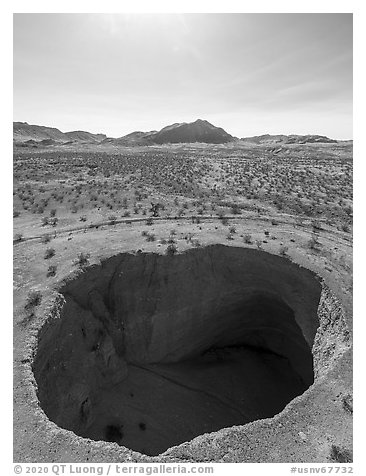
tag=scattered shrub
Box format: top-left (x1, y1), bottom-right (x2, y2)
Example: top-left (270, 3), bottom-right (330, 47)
top-left (279, 245), bottom-right (289, 256)
top-left (44, 247), bottom-right (55, 259)
top-left (329, 445), bottom-right (352, 463)
top-left (47, 265), bottom-right (57, 277)
top-left (146, 233), bottom-right (156, 242)
top-left (342, 393), bottom-right (353, 414)
top-left (243, 234), bottom-right (252, 244)
top-left (231, 204), bottom-right (241, 215)
top-left (308, 234), bottom-right (321, 250)
top-left (25, 290), bottom-right (42, 310)
top-left (74, 252), bottom-right (90, 268)
top-left (255, 240), bottom-right (262, 250)
top-left (166, 243), bottom-right (178, 256)
top-left (41, 234), bottom-right (52, 244)
top-left (49, 217), bottom-right (58, 227)
top-left (108, 214), bottom-right (117, 224)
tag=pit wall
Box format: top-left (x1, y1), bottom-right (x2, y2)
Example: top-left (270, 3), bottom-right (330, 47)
top-left (312, 283), bottom-right (351, 378)
top-left (31, 247), bottom-right (351, 446)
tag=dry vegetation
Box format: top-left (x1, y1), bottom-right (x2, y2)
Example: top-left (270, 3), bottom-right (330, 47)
top-left (13, 142), bottom-right (352, 237)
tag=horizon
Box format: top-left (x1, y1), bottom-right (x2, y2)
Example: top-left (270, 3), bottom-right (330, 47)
top-left (13, 14), bottom-right (353, 140)
top-left (13, 118), bottom-right (353, 141)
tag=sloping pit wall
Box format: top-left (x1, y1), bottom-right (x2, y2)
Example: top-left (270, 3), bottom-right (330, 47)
top-left (32, 245), bottom-right (350, 456)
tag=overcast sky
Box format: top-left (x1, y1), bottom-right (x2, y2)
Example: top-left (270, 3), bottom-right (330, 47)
top-left (13, 13), bottom-right (352, 139)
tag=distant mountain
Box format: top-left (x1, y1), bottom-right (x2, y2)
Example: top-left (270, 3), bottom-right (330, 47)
top-left (109, 119), bottom-right (235, 146)
top-left (241, 134), bottom-right (338, 144)
top-left (13, 122), bottom-right (67, 142)
top-left (13, 122), bottom-right (106, 144)
top-left (13, 121), bottom-right (341, 148)
top-left (152, 119), bottom-right (235, 144)
top-left (14, 119), bottom-right (234, 146)
top-left (106, 130), bottom-right (158, 146)
top-left (65, 130), bottom-right (107, 142)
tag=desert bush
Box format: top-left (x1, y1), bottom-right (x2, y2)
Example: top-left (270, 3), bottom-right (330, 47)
top-left (243, 234), bottom-right (252, 244)
top-left (229, 226), bottom-right (236, 234)
top-left (329, 445), bottom-right (352, 463)
top-left (108, 214), bottom-right (117, 224)
top-left (308, 234), bottom-right (321, 250)
top-left (47, 265), bottom-right (57, 277)
top-left (166, 243), bottom-right (178, 256)
top-left (226, 233), bottom-right (234, 240)
top-left (41, 234), bottom-right (52, 244)
top-left (342, 393), bottom-right (353, 414)
top-left (74, 252), bottom-right (90, 268)
top-left (25, 290), bottom-right (42, 310)
top-left (150, 202), bottom-right (160, 217)
top-left (41, 216), bottom-right (49, 226)
top-left (44, 248), bottom-right (55, 259)
top-left (255, 240), bottom-right (262, 250)
top-left (49, 217), bottom-right (58, 227)
top-left (146, 233), bottom-right (156, 242)
top-left (279, 245), bottom-right (289, 256)
top-left (230, 204), bottom-right (241, 215)
top-left (13, 210), bottom-right (21, 218)
top-left (146, 217), bottom-right (153, 226)
top-left (79, 215), bottom-right (87, 222)
top-left (218, 212), bottom-right (229, 225)
top-left (50, 208), bottom-right (57, 217)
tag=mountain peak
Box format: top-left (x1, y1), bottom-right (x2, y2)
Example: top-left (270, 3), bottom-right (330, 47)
top-left (152, 119), bottom-right (234, 144)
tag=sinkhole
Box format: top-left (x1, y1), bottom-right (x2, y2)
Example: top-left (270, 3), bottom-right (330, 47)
top-left (33, 245), bottom-right (324, 456)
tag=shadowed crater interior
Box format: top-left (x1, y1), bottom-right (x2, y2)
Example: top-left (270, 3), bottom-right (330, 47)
top-left (33, 245), bottom-right (322, 456)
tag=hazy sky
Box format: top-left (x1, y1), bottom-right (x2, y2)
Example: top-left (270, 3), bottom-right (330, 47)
top-left (13, 13), bottom-right (353, 139)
